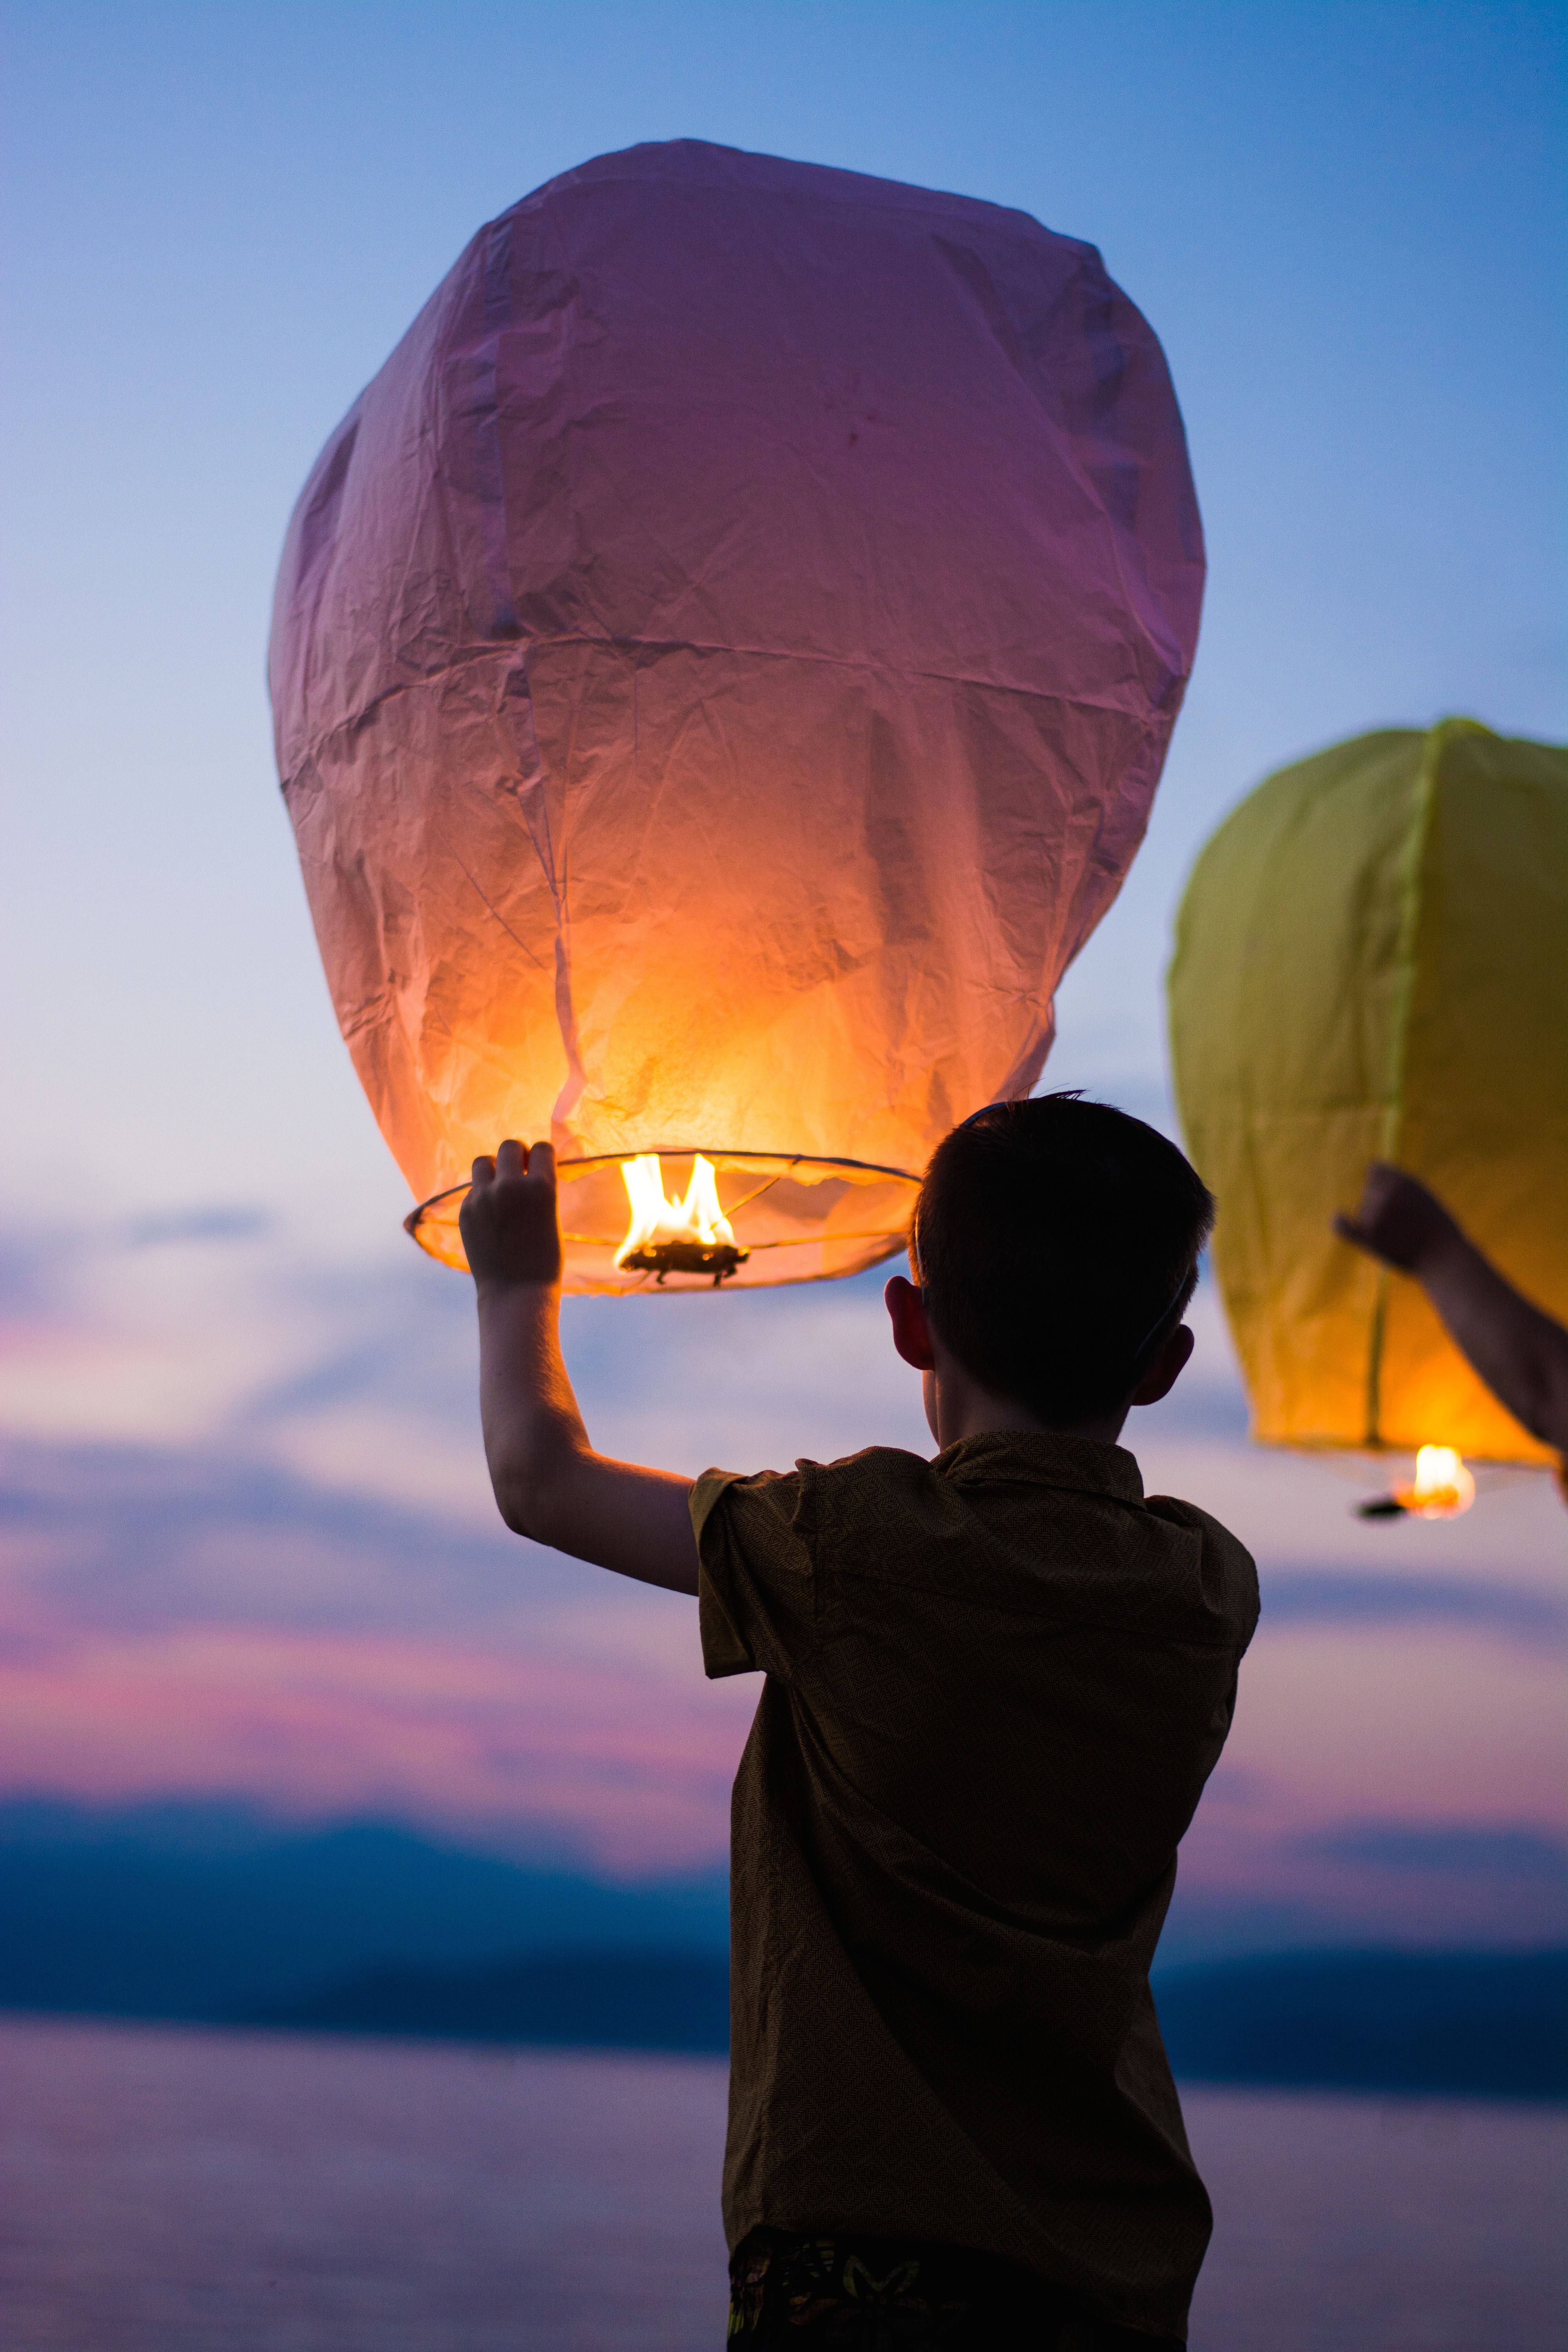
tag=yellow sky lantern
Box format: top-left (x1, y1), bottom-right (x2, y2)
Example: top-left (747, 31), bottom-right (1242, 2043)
top-left (269, 144), bottom-right (1203, 1293)
top-left (1169, 719), bottom-right (1568, 1484)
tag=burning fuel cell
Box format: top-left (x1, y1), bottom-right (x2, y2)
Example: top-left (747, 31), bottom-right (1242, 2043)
top-left (1357, 1446), bottom-right (1477, 1522)
top-left (613, 1157), bottom-right (746, 1284)
top-left (270, 142), bottom-right (1203, 1292)
top-left (1169, 719), bottom-right (1568, 1505)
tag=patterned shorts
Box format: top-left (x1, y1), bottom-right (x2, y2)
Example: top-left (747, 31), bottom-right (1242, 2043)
top-left (726, 2228), bottom-right (1184, 2348)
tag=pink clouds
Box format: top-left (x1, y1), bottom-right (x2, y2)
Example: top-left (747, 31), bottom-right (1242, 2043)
top-left (1223, 1624), bottom-right (1568, 1828)
top-left (1, 1209), bottom-right (1563, 1931)
top-left (1, 1615), bottom-right (753, 1875)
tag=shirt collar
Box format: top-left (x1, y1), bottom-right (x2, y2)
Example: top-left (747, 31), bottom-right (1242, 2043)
top-left (934, 1428), bottom-right (1145, 1505)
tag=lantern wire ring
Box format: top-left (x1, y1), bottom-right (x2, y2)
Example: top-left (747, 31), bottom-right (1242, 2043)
top-left (405, 1147), bottom-right (920, 1243)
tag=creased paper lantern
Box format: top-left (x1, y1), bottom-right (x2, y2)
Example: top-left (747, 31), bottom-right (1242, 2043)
top-left (1170, 719), bottom-right (1568, 1465)
top-left (270, 140), bottom-right (1202, 1291)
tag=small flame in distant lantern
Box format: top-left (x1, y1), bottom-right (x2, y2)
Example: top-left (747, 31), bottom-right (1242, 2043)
top-left (1356, 1442), bottom-right (1477, 1521)
top-left (613, 1154), bottom-right (750, 1284)
top-left (1395, 1444), bottom-right (1476, 1519)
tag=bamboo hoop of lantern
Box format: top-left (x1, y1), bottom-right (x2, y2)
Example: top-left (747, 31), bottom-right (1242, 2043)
top-left (270, 141), bottom-right (1203, 1292)
top-left (1169, 719), bottom-right (1568, 1510)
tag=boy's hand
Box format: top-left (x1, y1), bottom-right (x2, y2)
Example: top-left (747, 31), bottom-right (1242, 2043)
top-left (462, 1137), bottom-right (699, 1593)
top-left (1334, 1161), bottom-right (1459, 1275)
top-left (460, 1139), bottom-right (564, 1290)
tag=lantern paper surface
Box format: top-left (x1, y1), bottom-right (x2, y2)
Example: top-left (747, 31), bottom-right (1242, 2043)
top-left (270, 140), bottom-right (1203, 1289)
top-left (1170, 720), bottom-right (1568, 1462)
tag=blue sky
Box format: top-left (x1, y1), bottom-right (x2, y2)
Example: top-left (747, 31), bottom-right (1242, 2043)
top-left (2, 0), bottom-right (1562, 1216)
top-left (0, 1), bottom-right (1564, 1948)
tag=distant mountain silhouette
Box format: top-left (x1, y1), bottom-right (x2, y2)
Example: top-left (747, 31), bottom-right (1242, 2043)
top-left (229, 1943), bottom-right (1567, 2098)
top-left (243, 1946), bottom-right (731, 2052)
top-left (1155, 1948), bottom-right (1567, 2099)
top-left (4, 1803), bottom-right (1563, 2097)
top-left (0, 1801), bottom-right (726, 2019)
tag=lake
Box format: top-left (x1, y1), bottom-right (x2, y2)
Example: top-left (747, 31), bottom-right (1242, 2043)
top-left (2, 2018), bottom-right (1563, 2349)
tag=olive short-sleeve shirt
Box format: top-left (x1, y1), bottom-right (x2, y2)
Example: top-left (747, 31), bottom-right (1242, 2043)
top-left (692, 1431), bottom-right (1258, 2341)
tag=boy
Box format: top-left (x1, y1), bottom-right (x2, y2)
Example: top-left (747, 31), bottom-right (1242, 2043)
top-left (460, 1095), bottom-right (1258, 2347)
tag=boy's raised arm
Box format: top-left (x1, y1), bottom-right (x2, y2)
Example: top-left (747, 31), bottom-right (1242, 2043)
top-left (460, 1141), bottom-right (701, 1595)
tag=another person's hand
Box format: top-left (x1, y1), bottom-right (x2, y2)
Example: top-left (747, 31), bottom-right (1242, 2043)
top-left (459, 1139), bottom-right (564, 1290)
top-left (1334, 1162), bottom-right (1461, 1275)
top-left (1334, 1160), bottom-right (1568, 1459)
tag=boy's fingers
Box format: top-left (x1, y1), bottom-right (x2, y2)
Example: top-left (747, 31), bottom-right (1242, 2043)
top-left (526, 1140), bottom-right (557, 1186)
top-left (470, 1155), bottom-right (497, 1190)
top-left (494, 1138), bottom-right (526, 1178)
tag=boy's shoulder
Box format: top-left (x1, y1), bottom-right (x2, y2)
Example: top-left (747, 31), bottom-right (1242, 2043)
top-left (792, 1432), bottom-right (1247, 1545)
top-left (700, 1435), bottom-right (1258, 1647)
top-left (1136, 1487), bottom-right (1260, 1646)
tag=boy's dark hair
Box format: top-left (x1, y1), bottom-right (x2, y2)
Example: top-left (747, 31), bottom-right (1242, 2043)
top-left (911, 1094), bottom-right (1215, 1427)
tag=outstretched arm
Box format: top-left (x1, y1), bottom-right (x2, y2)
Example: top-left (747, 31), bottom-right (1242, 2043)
top-left (1336, 1163), bottom-right (1568, 1453)
top-left (460, 1141), bottom-right (700, 1594)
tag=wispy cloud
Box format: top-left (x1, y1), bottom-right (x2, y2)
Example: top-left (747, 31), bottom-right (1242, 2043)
top-left (2, 1214), bottom-right (1563, 1915)
top-left (1164, 1808), bottom-right (1568, 1963)
top-left (0, 1616), bottom-right (752, 1875)
top-left (1260, 1571), bottom-right (1566, 1639)
top-left (122, 1205), bottom-right (274, 1249)
top-left (1301, 1820), bottom-right (1568, 1882)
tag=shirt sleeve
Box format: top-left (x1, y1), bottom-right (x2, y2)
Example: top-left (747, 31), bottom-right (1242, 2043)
top-left (690, 1464), bottom-right (822, 1682)
top-left (1142, 1494), bottom-right (1261, 1653)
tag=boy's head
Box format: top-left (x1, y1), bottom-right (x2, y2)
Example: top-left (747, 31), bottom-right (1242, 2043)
top-left (908, 1094), bottom-right (1214, 1428)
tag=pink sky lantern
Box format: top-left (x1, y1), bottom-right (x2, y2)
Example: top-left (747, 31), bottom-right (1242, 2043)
top-left (269, 140), bottom-right (1203, 1290)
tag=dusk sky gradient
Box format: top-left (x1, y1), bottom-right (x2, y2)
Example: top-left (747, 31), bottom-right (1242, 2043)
top-left (2, 0), bottom-right (1564, 1956)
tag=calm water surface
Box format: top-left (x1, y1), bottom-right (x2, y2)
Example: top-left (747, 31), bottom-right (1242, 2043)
top-left (2, 2018), bottom-right (1563, 2350)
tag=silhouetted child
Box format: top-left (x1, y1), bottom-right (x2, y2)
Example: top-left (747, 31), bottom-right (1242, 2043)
top-left (460, 1096), bottom-right (1258, 2348)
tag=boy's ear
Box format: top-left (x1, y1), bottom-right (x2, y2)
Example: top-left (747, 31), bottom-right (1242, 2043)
top-left (885, 1274), bottom-right (937, 1372)
top-left (1129, 1322), bottom-right (1194, 1408)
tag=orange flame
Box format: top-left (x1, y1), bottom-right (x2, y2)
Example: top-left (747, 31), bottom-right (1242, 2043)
top-left (614, 1155), bottom-right (738, 1272)
top-left (1393, 1445), bottom-right (1476, 1519)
